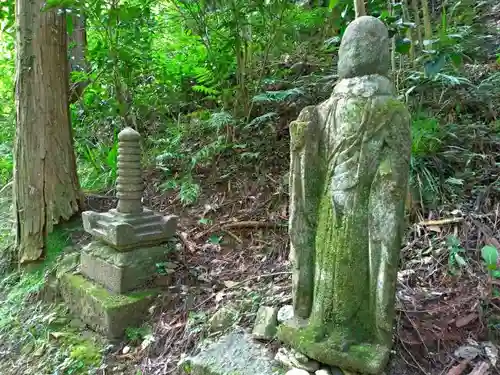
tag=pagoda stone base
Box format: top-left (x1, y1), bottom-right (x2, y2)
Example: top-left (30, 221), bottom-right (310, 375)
top-left (80, 241), bottom-right (176, 294)
top-left (82, 208), bottom-right (178, 250)
top-left (59, 274), bottom-right (157, 339)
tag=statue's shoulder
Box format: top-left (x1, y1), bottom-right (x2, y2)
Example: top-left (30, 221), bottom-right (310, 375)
top-left (296, 105), bottom-right (319, 122)
top-left (373, 96), bottom-right (410, 124)
top-left (389, 98), bottom-right (411, 129)
top-left (290, 105), bottom-right (320, 151)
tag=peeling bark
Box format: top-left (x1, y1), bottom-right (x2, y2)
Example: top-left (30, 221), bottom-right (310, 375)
top-left (14, 0), bottom-right (81, 263)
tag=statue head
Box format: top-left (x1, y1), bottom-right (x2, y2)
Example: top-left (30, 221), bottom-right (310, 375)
top-left (337, 16), bottom-right (390, 79)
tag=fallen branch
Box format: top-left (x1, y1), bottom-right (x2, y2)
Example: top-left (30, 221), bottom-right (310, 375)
top-left (397, 335), bottom-right (430, 375)
top-left (177, 231), bottom-right (197, 252)
top-left (221, 220), bottom-right (286, 230)
top-left (223, 229), bottom-right (243, 243)
top-left (418, 217), bottom-right (464, 226)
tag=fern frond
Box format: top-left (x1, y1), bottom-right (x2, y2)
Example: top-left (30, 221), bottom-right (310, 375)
top-left (251, 88), bottom-right (304, 103)
top-left (208, 111), bottom-right (234, 130)
top-left (192, 85), bottom-right (219, 95)
top-left (180, 180), bottom-right (200, 205)
top-left (247, 112), bottom-right (278, 128)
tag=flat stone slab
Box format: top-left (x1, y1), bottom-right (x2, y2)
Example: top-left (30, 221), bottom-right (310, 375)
top-left (59, 273), bottom-right (156, 339)
top-left (277, 320), bottom-right (390, 375)
top-left (252, 306), bottom-right (278, 340)
top-left (80, 241), bottom-right (175, 293)
top-left (180, 330), bottom-right (281, 375)
top-left (82, 208), bottom-right (177, 250)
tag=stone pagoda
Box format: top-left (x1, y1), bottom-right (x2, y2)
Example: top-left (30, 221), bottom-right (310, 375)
top-left (60, 127), bottom-right (178, 339)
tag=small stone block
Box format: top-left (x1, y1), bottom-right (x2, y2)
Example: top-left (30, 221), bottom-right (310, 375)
top-left (59, 273), bottom-right (156, 339)
top-left (278, 304), bottom-right (294, 323)
top-left (286, 370), bottom-right (310, 375)
top-left (252, 306), bottom-right (278, 340)
top-left (80, 241), bottom-right (174, 294)
top-left (180, 330), bottom-right (277, 375)
top-left (82, 208), bottom-right (178, 250)
top-left (277, 322), bottom-right (390, 375)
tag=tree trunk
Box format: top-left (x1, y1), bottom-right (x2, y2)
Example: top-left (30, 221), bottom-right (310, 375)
top-left (354, 0), bottom-right (366, 17)
top-left (421, 0), bottom-right (432, 49)
top-left (68, 14), bottom-right (89, 104)
top-left (14, 0), bottom-right (81, 264)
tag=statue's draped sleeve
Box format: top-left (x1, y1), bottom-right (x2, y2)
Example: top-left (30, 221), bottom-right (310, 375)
top-left (368, 101), bottom-right (411, 345)
top-left (289, 106), bottom-right (323, 319)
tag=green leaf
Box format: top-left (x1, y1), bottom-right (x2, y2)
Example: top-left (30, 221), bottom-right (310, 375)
top-left (208, 234), bottom-right (222, 245)
top-left (424, 54), bottom-right (446, 78)
top-left (445, 177), bottom-right (464, 186)
top-left (492, 270), bottom-right (500, 279)
top-left (481, 245), bottom-right (498, 269)
top-left (446, 235), bottom-right (461, 248)
top-left (378, 10), bottom-right (390, 21)
top-left (454, 253), bottom-right (466, 267)
top-left (328, 0), bottom-right (340, 10)
top-left (198, 218), bottom-right (212, 225)
top-left (106, 144), bottom-right (118, 169)
top-left (449, 53), bottom-right (463, 68)
top-left (395, 37), bottom-right (412, 55)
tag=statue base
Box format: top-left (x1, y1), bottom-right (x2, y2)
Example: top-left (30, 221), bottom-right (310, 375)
top-left (277, 319), bottom-right (390, 375)
top-left (82, 208), bottom-right (178, 250)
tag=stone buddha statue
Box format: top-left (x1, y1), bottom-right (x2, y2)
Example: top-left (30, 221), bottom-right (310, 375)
top-left (278, 15), bottom-right (411, 374)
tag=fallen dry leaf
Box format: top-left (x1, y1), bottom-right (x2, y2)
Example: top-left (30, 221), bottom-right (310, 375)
top-left (223, 280), bottom-right (239, 288)
top-left (455, 313), bottom-right (479, 328)
top-left (49, 332), bottom-right (68, 340)
top-left (467, 361), bottom-right (489, 375)
top-left (215, 290), bottom-right (225, 302)
top-left (446, 360), bottom-right (469, 375)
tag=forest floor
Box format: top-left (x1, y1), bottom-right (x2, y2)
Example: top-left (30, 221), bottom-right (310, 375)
top-left (0, 122), bottom-right (499, 375)
top-left (0, 116), bottom-right (499, 375)
top-left (83, 135), bottom-right (500, 375)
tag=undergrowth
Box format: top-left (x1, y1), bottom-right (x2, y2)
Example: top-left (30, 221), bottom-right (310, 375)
top-left (0, 0), bottom-right (497, 210)
top-left (0, 220), bottom-right (105, 374)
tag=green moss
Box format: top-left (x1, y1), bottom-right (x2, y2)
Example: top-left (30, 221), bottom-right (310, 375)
top-left (312, 180), bottom-right (373, 342)
top-left (65, 273), bottom-right (154, 309)
top-left (28, 217), bottom-right (83, 275)
top-left (0, 270), bottom-right (105, 374)
top-left (277, 323), bottom-right (389, 374)
top-left (290, 120), bottom-right (309, 150)
top-left (69, 342), bottom-right (102, 366)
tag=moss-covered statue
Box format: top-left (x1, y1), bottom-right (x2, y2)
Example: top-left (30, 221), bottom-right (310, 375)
top-left (278, 16), bottom-right (411, 374)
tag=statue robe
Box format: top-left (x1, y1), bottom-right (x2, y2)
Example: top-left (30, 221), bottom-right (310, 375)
top-left (289, 73), bottom-right (411, 346)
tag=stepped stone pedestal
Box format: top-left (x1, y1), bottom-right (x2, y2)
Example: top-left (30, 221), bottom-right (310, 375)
top-left (80, 241), bottom-right (176, 294)
top-left (62, 127), bottom-right (178, 338)
top-left (82, 208), bottom-right (177, 250)
top-left (59, 273), bottom-right (157, 339)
